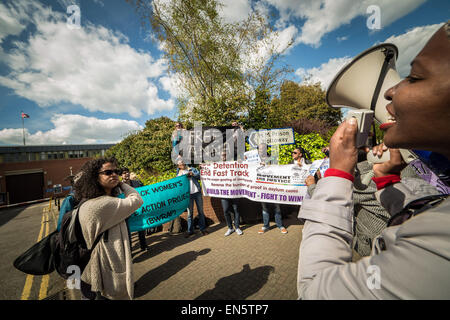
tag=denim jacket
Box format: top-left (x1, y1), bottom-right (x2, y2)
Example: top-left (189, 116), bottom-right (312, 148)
top-left (177, 167), bottom-right (202, 193)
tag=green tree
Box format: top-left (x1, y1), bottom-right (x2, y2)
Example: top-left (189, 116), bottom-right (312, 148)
top-left (271, 81), bottom-right (342, 127)
top-left (106, 117), bottom-right (176, 182)
top-left (127, 0), bottom-right (291, 126)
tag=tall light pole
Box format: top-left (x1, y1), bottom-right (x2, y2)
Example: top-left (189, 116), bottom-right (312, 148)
top-left (21, 111), bottom-right (29, 145)
top-left (22, 112), bottom-right (25, 146)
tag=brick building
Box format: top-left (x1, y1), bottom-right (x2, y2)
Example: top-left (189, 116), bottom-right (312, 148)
top-left (0, 144), bottom-right (114, 205)
top-left (0, 143), bottom-right (287, 228)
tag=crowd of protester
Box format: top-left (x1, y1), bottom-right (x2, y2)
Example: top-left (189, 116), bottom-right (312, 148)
top-left (56, 22), bottom-right (449, 300)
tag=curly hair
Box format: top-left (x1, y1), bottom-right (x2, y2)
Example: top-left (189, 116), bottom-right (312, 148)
top-left (73, 157), bottom-right (121, 202)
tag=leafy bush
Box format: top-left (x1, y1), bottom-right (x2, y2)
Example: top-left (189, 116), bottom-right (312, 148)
top-left (295, 132), bottom-right (328, 161)
top-left (246, 131), bottom-right (328, 164)
top-left (106, 117), bottom-right (176, 176)
top-left (136, 169), bottom-right (177, 186)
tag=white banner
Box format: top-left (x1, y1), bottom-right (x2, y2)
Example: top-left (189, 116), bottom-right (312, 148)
top-left (200, 159), bottom-right (324, 205)
top-left (318, 158), bottom-right (330, 177)
top-left (243, 149), bottom-right (261, 163)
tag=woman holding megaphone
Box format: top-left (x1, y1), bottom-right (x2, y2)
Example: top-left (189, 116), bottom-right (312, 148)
top-left (297, 22), bottom-right (450, 299)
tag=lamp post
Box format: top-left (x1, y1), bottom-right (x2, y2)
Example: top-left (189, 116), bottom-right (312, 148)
top-left (22, 113), bottom-right (25, 146)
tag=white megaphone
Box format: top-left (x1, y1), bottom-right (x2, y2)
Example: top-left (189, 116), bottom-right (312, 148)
top-left (326, 43), bottom-right (417, 164)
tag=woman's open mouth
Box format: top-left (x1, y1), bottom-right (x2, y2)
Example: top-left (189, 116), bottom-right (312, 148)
top-left (380, 115), bottom-right (397, 131)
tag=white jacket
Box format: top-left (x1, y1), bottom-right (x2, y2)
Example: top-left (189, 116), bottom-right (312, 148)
top-left (297, 176), bottom-right (450, 299)
top-left (79, 183), bottom-right (143, 300)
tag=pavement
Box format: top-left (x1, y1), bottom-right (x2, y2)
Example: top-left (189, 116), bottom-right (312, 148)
top-left (4, 201), bottom-right (363, 300)
top-left (2, 200), bottom-right (329, 300)
top-left (130, 213), bottom-right (304, 300)
top-left (62, 212), bottom-right (304, 300)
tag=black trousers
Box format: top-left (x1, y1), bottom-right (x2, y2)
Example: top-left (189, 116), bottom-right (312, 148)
top-left (125, 218), bottom-right (147, 250)
top-left (137, 230), bottom-right (147, 250)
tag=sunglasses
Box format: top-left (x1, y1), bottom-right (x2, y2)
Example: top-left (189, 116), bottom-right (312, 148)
top-left (98, 169), bottom-right (121, 176)
top-left (292, 151), bottom-right (300, 155)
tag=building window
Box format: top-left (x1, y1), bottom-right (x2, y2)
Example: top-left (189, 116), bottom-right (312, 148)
top-left (47, 152), bottom-right (58, 160)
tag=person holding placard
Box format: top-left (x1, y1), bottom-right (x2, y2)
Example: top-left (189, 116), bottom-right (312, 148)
top-left (257, 143), bottom-right (288, 235)
top-left (177, 160), bottom-right (209, 238)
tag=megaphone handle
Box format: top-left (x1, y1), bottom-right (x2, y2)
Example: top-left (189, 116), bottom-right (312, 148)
top-left (367, 149), bottom-right (417, 164)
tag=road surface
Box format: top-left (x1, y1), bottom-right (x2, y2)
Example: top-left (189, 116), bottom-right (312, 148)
top-left (0, 201), bottom-right (67, 300)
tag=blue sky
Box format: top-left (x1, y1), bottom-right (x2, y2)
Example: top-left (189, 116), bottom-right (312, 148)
top-left (0, 0), bottom-right (448, 145)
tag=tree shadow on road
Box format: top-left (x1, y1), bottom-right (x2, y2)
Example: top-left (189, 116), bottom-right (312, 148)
top-left (0, 207), bottom-right (26, 228)
top-left (194, 264), bottom-right (275, 300)
top-left (132, 223), bottom-right (224, 262)
top-left (134, 248), bottom-right (211, 298)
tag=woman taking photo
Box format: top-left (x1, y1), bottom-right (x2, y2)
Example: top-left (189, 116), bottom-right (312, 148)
top-left (73, 157), bottom-right (143, 300)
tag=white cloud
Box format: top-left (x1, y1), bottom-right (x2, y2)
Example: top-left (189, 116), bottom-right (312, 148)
top-left (0, 114), bottom-right (143, 145)
top-left (263, 0), bottom-right (427, 47)
top-left (0, 0), bottom-right (175, 118)
top-left (159, 73), bottom-right (185, 98)
top-left (218, 0), bottom-right (253, 24)
top-left (0, 2), bottom-right (28, 43)
top-left (296, 56), bottom-right (352, 90)
top-left (242, 24), bottom-right (297, 72)
top-left (55, 0), bottom-right (80, 10)
top-left (382, 22), bottom-right (443, 77)
top-left (295, 22), bottom-right (443, 90)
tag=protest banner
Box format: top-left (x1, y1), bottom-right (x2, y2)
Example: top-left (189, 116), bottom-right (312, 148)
top-left (318, 158), bottom-right (330, 177)
top-left (243, 149), bottom-right (261, 163)
top-left (200, 159), bottom-right (324, 205)
top-left (122, 175), bottom-right (190, 232)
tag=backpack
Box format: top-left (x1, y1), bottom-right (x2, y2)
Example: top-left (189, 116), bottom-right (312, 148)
top-left (53, 201), bottom-right (108, 279)
top-left (13, 201), bottom-right (108, 279)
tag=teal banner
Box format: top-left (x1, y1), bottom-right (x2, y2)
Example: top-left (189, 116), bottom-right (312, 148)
top-left (123, 175), bottom-right (190, 232)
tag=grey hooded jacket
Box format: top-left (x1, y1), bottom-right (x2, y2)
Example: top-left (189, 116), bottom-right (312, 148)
top-left (297, 176), bottom-right (449, 299)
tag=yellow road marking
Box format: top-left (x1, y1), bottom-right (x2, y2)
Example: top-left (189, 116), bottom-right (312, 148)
top-left (20, 209), bottom-right (46, 300)
top-left (38, 211), bottom-right (50, 300)
top-left (20, 276), bottom-right (34, 301)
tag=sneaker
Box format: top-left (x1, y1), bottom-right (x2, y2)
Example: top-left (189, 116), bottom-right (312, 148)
top-left (235, 228), bottom-right (243, 235)
top-left (184, 232), bottom-right (195, 238)
top-left (224, 229), bottom-right (234, 236)
top-left (280, 227), bottom-right (288, 234)
top-left (258, 227), bottom-right (268, 234)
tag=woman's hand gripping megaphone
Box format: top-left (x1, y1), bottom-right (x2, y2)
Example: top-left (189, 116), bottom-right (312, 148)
top-left (329, 118), bottom-right (407, 178)
top-left (344, 109), bottom-right (418, 165)
top-left (329, 118), bottom-right (359, 175)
